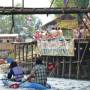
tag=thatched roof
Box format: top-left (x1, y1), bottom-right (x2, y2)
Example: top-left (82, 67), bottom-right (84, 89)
top-left (60, 14), bottom-right (76, 20)
top-left (41, 14), bottom-right (78, 30)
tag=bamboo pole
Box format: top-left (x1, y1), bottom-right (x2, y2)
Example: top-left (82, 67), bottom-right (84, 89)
top-left (26, 44), bottom-right (28, 61)
top-left (77, 39), bottom-right (80, 79)
top-left (69, 57), bottom-right (72, 79)
top-left (0, 7), bottom-right (90, 14)
top-left (56, 57), bottom-right (59, 77)
top-left (62, 57), bottom-right (65, 77)
top-left (22, 45), bottom-right (24, 61)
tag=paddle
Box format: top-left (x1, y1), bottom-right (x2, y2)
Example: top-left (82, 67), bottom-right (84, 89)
top-left (0, 79), bottom-right (8, 80)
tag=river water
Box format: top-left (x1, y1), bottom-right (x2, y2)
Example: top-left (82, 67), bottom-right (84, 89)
top-left (0, 74), bottom-right (90, 90)
top-left (47, 78), bottom-right (90, 90)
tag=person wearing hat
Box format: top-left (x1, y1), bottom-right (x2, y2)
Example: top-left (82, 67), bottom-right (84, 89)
top-left (27, 57), bottom-right (47, 86)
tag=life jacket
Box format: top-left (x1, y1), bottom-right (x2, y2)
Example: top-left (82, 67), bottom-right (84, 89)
top-left (12, 66), bottom-right (24, 82)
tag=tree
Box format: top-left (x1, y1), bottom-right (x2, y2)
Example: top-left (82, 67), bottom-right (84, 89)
top-left (51, 0), bottom-right (75, 8)
top-left (0, 14), bottom-right (42, 38)
top-left (74, 0), bottom-right (89, 8)
top-left (0, 3), bottom-right (42, 38)
top-left (50, 0), bottom-right (89, 24)
top-left (51, 0), bottom-right (89, 8)
top-left (0, 15), bottom-right (12, 33)
top-left (74, 0), bottom-right (89, 24)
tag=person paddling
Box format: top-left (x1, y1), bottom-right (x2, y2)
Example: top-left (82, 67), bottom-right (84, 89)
top-left (7, 61), bottom-right (24, 82)
top-left (27, 57), bottom-right (47, 86)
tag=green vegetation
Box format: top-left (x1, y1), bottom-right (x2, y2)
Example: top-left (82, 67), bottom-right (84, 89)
top-left (50, 0), bottom-right (75, 7)
top-left (0, 15), bottom-right (40, 36)
top-left (50, 0), bottom-right (89, 8)
top-left (50, 0), bottom-right (89, 24)
top-left (75, 0), bottom-right (89, 8)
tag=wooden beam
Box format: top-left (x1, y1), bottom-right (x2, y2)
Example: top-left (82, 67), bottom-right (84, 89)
top-left (0, 7), bottom-right (90, 14)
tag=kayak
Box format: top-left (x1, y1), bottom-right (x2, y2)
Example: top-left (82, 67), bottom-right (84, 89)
top-left (2, 79), bottom-right (20, 88)
top-left (2, 79), bottom-right (51, 90)
top-left (20, 82), bottom-right (49, 90)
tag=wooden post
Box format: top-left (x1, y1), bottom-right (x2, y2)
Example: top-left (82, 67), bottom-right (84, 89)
top-left (31, 44), bottom-right (33, 60)
top-left (12, 0), bottom-right (14, 7)
top-left (14, 44), bottom-right (16, 59)
top-left (26, 44), bottom-right (28, 61)
top-left (22, 45), bottom-right (24, 61)
top-left (62, 57), bottom-right (65, 78)
top-left (69, 57), bottom-right (72, 79)
top-left (18, 44), bottom-right (21, 62)
top-left (77, 40), bottom-right (80, 79)
top-left (46, 56), bottom-right (48, 68)
top-left (31, 44), bottom-right (33, 68)
top-left (22, 0), bottom-right (24, 8)
top-left (77, 61), bottom-right (80, 79)
top-left (56, 57), bottom-right (59, 77)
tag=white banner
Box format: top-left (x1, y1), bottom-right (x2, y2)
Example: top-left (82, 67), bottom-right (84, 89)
top-left (37, 37), bottom-right (74, 56)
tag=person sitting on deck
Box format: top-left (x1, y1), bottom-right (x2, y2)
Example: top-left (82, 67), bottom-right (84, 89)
top-left (27, 57), bottom-right (47, 86)
top-left (7, 61), bottom-right (24, 82)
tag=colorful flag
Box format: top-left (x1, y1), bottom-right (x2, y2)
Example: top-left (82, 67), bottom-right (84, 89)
top-left (64, 0), bottom-right (68, 6)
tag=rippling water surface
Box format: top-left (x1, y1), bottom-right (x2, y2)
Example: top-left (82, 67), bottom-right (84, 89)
top-left (0, 74), bottom-right (90, 90)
